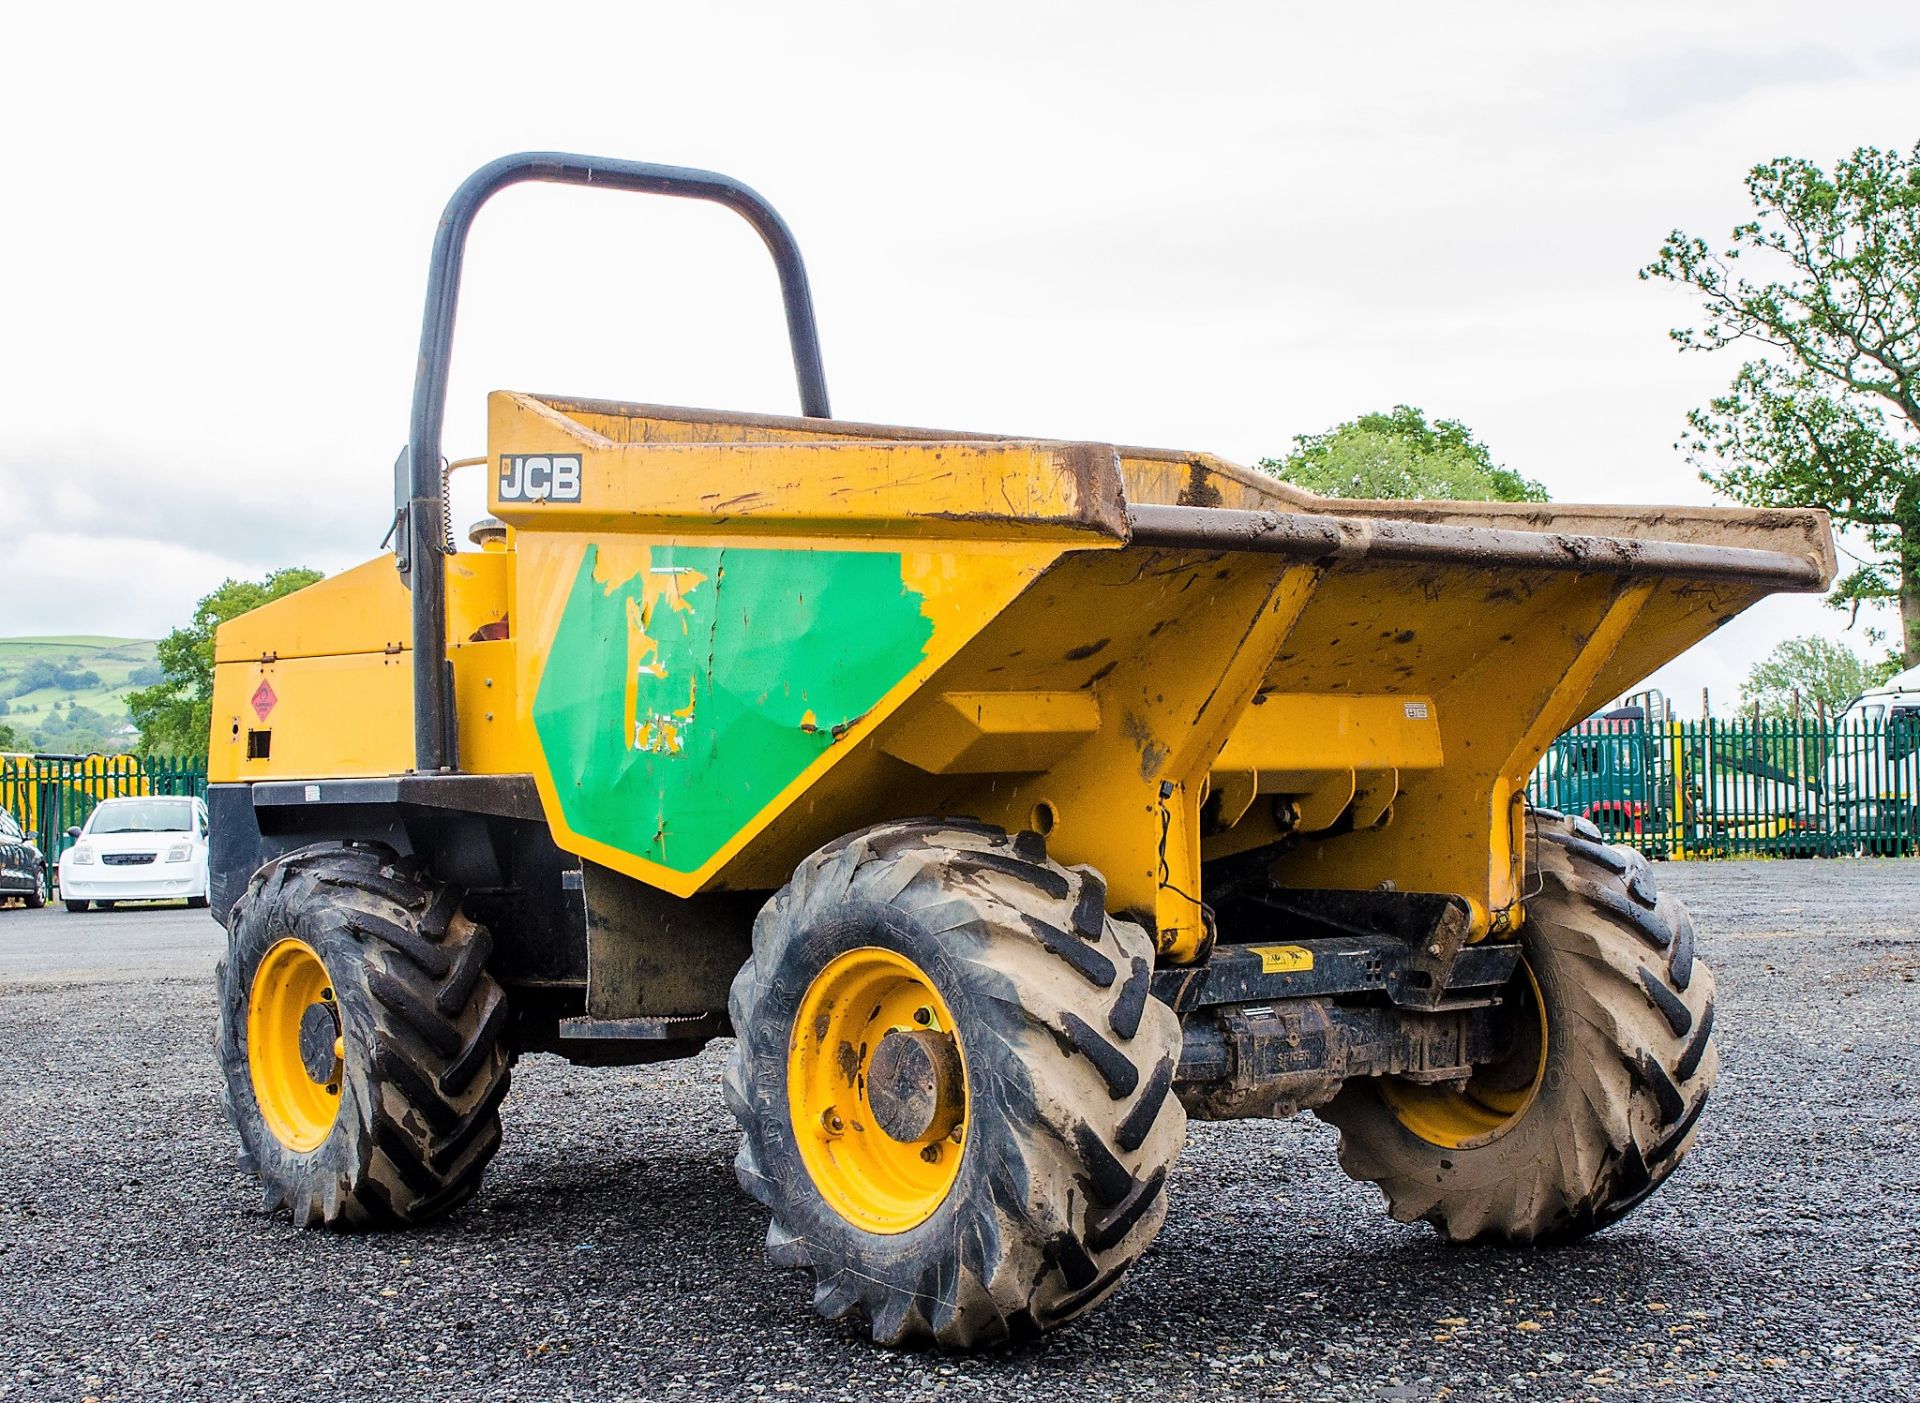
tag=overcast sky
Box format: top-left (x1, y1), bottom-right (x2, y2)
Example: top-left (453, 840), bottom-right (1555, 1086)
top-left (6, 2), bottom-right (1917, 713)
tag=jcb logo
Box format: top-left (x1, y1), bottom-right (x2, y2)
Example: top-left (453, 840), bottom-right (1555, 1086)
top-left (498, 454), bottom-right (582, 503)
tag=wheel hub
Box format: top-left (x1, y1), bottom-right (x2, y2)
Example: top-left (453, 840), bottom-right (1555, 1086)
top-left (247, 938), bottom-right (345, 1152)
top-left (1381, 960), bottom-right (1548, 1150)
top-left (298, 1002), bottom-right (342, 1083)
top-left (786, 947), bottom-right (969, 1234)
top-left (867, 1028), bottom-right (964, 1144)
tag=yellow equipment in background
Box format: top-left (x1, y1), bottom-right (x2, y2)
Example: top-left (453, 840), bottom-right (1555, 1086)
top-left (0, 751), bottom-right (152, 840)
top-left (204, 153), bottom-right (1834, 1348)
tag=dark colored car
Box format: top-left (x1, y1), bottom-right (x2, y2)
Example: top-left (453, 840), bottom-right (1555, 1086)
top-left (0, 805), bottom-right (47, 908)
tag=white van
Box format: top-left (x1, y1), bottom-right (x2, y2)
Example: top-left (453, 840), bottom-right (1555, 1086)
top-left (1822, 664), bottom-right (1920, 849)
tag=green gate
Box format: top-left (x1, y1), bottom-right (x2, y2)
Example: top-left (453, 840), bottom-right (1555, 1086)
top-left (0, 754), bottom-right (209, 898)
top-left (1529, 715), bottom-right (1919, 858)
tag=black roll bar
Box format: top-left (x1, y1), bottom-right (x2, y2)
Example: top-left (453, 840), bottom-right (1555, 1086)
top-left (401, 151), bottom-right (832, 772)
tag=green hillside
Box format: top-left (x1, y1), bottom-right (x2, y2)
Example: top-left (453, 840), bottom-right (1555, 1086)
top-left (0, 636), bottom-right (158, 753)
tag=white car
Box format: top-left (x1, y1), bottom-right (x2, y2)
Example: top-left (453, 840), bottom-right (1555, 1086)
top-left (58, 795), bottom-right (210, 912)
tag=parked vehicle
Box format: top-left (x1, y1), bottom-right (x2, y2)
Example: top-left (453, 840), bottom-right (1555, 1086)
top-left (1533, 689), bottom-right (1844, 857)
top-left (57, 795), bottom-right (210, 911)
top-left (1823, 664), bottom-right (1920, 853)
top-left (0, 805), bottom-right (47, 908)
top-left (1532, 701), bottom-right (1670, 841)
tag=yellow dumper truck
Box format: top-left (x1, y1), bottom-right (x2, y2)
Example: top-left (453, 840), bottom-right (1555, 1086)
top-left (207, 153), bottom-right (1835, 1347)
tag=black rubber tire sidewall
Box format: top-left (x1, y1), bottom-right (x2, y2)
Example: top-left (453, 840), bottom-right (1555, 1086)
top-left (218, 867), bottom-right (380, 1217)
top-left (1320, 810), bottom-right (1716, 1243)
top-left (739, 890), bottom-right (1035, 1308)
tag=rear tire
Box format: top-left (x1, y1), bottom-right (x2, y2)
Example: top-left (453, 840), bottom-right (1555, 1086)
top-left (726, 819), bottom-right (1186, 1347)
top-left (216, 843), bottom-right (513, 1229)
top-left (1319, 809), bottom-right (1716, 1243)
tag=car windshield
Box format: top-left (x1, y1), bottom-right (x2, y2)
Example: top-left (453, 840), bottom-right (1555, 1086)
top-left (88, 799), bottom-right (195, 835)
top-left (1832, 702), bottom-right (1886, 757)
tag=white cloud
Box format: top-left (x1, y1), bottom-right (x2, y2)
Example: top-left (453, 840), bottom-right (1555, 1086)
top-left (11, 532), bottom-right (284, 639)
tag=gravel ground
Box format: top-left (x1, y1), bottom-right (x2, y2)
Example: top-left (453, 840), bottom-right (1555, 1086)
top-left (2, 861), bottom-right (1916, 1402)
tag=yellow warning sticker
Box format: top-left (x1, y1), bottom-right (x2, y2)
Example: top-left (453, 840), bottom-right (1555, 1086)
top-left (1248, 944), bottom-right (1314, 974)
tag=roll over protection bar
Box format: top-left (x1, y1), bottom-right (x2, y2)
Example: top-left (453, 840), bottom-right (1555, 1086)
top-left (399, 152), bottom-right (832, 772)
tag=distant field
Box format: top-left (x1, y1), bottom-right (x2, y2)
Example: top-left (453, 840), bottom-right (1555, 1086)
top-left (0, 636), bottom-right (158, 749)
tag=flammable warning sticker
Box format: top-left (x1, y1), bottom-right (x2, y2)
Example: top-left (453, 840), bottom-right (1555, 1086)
top-left (1247, 944), bottom-right (1315, 974)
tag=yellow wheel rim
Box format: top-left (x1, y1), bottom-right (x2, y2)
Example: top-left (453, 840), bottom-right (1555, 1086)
top-left (1381, 962), bottom-right (1548, 1151)
top-left (787, 947), bottom-right (968, 1234)
top-left (247, 938), bottom-right (345, 1152)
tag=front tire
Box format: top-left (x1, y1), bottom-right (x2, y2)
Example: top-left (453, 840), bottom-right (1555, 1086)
top-left (1320, 809), bottom-right (1716, 1242)
top-left (726, 820), bottom-right (1186, 1347)
top-left (64, 898), bottom-right (88, 913)
top-left (216, 843), bottom-right (513, 1228)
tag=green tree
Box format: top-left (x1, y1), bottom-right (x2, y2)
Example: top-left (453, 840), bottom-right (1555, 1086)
top-left (30, 703), bottom-right (120, 756)
top-left (1738, 634), bottom-right (1901, 719)
top-left (129, 567), bottom-right (322, 755)
top-left (1643, 143), bottom-right (1920, 668)
top-left (1259, 405), bottom-right (1549, 502)
top-left (0, 719), bottom-right (22, 752)
top-left (9, 658), bottom-right (102, 697)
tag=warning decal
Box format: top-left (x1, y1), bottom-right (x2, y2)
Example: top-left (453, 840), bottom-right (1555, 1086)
top-left (1248, 943), bottom-right (1314, 974)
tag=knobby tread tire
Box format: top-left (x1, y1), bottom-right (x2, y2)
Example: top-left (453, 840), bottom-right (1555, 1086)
top-left (725, 819), bottom-right (1187, 1348)
top-left (216, 842), bottom-right (513, 1230)
top-left (1319, 809), bottom-right (1717, 1243)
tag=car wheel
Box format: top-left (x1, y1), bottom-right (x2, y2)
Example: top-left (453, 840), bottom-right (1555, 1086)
top-left (64, 899), bottom-right (89, 913)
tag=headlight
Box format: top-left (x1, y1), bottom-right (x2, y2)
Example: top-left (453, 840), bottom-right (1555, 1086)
top-left (69, 843), bottom-right (96, 865)
top-left (165, 843), bottom-right (193, 863)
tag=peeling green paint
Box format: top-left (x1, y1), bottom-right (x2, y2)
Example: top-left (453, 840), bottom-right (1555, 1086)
top-left (533, 543), bottom-right (934, 873)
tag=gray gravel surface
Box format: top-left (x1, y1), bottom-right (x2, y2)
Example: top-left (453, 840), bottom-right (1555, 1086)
top-left (2, 862), bottom-right (1916, 1402)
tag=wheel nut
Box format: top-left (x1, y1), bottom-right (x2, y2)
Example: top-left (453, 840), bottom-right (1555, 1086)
top-left (920, 1143), bottom-right (941, 1164)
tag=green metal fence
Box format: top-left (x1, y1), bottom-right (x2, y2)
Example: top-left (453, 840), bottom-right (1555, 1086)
top-left (0, 754), bottom-right (209, 896)
top-left (2, 726), bottom-right (1906, 900)
top-left (1528, 716), bottom-right (1920, 858)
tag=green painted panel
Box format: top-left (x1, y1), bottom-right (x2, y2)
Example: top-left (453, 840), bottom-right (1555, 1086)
top-left (532, 544), bottom-right (934, 873)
